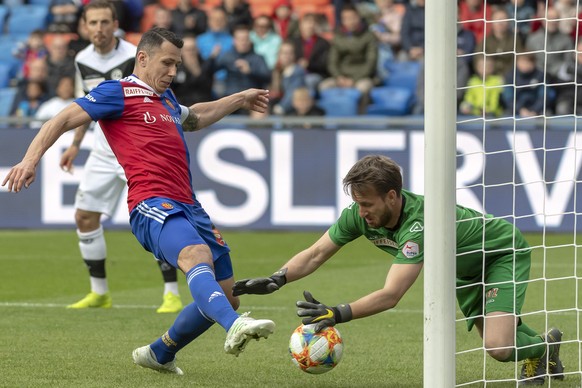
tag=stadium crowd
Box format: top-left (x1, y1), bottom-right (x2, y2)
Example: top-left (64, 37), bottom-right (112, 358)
top-left (1, 0), bottom-right (581, 120)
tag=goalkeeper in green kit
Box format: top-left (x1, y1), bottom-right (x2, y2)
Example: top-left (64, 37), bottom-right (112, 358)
top-left (233, 154), bottom-right (564, 385)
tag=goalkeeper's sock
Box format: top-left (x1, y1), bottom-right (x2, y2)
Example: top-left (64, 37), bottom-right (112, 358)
top-left (185, 263), bottom-right (239, 330)
top-left (150, 302), bottom-right (214, 364)
top-left (512, 323), bottom-right (546, 361)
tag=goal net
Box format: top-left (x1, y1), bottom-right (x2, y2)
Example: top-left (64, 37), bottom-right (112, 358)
top-left (453, 0), bottom-right (581, 385)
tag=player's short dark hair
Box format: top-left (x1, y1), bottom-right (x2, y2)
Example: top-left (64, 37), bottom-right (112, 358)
top-left (343, 155), bottom-right (403, 197)
top-left (82, 0), bottom-right (117, 21)
top-left (137, 27), bottom-right (184, 54)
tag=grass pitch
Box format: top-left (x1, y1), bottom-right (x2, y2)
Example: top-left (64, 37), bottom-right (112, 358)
top-left (0, 230), bottom-right (581, 387)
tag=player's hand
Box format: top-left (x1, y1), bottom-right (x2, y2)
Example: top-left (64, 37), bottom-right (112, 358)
top-left (296, 291), bottom-right (352, 332)
top-left (60, 145), bottom-right (79, 173)
top-left (232, 268), bottom-right (287, 296)
top-left (1, 160), bottom-right (37, 192)
top-left (240, 89), bottom-right (269, 114)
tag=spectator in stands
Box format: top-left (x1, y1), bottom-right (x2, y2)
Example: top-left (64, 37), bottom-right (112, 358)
top-left (45, 35), bottom-right (76, 98)
top-left (287, 86), bottom-right (325, 127)
top-left (171, 0), bottom-right (208, 37)
top-left (525, 6), bottom-right (575, 83)
top-left (458, 0), bottom-right (492, 44)
top-left (12, 80), bottom-right (47, 121)
top-left (48, 0), bottom-right (81, 33)
top-left (11, 58), bottom-right (49, 116)
top-left (319, 4), bottom-right (377, 114)
top-left (400, 0), bottom-right (425, 61)
top-left (34, 75), bottom-right (75, 126)
top-left (553, 0), bottom-right (578, 36)
top-left (171, 35), bottom-right (214, 106)
top-left (270, 41), bottom-right (306, 115)
top-left (369, 0), bottom-right (405, 80)
top-left (152, 5), bottom-right (173, 31)
top-left (504, 0), bottom-right (536, 43)
top-left (459, 55), bottom-right (505, 117)
top-left (67, 18), bottom-right (91, 57)
top-left (13, 30), bottom-right (48, 80)
top-left (271, 0), bottom-right (299, 40)
top-left (250, 15), bottom-right (282, 69)
top-left (553, 39), bottom-right (582, 115)
top-left (221, 0), bottom-right (253, 33)
top-left (503, 52), bottom-right (546, 117)
top-left (290, 13), bottom-right (330, 97)
top-left (211, 25), bottom-right (271, 105)
top-left (478, 8), bottom-right (523, 77)
top-left (197, 7), bottom-right (234, 98)
top-left (197, 7), bottom-right (233, 60)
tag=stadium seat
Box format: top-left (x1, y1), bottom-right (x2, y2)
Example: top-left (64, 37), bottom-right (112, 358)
top-left (0, 63), bottom-right (12, 88)
top-left (318, 87), bottom-right (361, 116)
top-left (140, 4), bottom-right (158, 32)
top-left (366, 86), bottom-right (414, 116)
top-left (0, 87), bottom-right (17, 117)
top-left (0, 5), bottom-right (8, 33)
top-left (383, 60), bottom-right (421, 93)
top-left (7, 4), bottom-right (49, 35)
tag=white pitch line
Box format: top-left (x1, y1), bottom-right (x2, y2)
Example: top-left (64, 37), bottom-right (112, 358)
top-left (0, 301), bottom-right (424, 314)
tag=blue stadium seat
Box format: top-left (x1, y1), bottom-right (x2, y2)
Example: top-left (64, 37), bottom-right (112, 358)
top-left (0, 87), bottom-right (18, 117)
top-left (0, 5), bottom-right (8, 33)
top-left (384, 60), bottom-right (421, 93)
top-left (0, 63), bottom-right (12, 88)
top-left (366, 86), bottom-right (414, 116)
top-left (7, 4), bottom-right (49, 34)
top-left (318, 87), bottom-right (362, 116)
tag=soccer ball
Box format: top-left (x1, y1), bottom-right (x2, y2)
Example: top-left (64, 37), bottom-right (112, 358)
top-left (288, 324), bottom-right (343, 374)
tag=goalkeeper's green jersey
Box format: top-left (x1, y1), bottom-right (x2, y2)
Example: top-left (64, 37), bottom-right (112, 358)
top-left (328, 189), bottom-right (530, 280)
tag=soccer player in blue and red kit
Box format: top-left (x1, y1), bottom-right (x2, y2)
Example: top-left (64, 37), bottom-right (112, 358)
top-left (2, 27), bottom-right (275, 375)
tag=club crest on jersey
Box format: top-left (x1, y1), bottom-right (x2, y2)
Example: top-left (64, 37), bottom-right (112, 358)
top-left (111, 69), bottom-right (124, 80)
top-left (164, 98), bottom-right (175, 110)
top-left (161, 202), bottom-right (174, 209)
top-left (401, 241), bottom-right (419, 258)
top-left (123, 87), bottom-right (154, 97)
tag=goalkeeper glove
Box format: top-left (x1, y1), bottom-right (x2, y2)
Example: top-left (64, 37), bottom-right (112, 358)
top-left (232, 268), bottom-right (287, 296)
top-left (296, 290), bottom-right (352, 332)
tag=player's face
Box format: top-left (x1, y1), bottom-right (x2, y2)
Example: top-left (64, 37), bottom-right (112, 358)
top-left (84, 8), bottom-right (118, 52)
top-left (352, 187), bottom-right (398, 229)
top-left (140, 41), bottom-right (182, 94)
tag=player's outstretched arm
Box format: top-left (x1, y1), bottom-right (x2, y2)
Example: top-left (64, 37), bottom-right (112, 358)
top-left (232, 230), bottom-right (341, 296)
top-left (185, 89), bottom-right (269, 131)
top-left (2, 103), bottom-right (92, 192)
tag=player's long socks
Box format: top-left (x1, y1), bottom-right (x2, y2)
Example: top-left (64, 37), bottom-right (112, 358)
top-left (505, 322), bottom-right (545, 362)
top-left (150, 302), bottom-right (214, 364)
top-left (185, 263), bottom-right (239, 330)
top-left (158, 260), bottom-right (179, 295)
top-left (77, 226), bottom-right (108, 295)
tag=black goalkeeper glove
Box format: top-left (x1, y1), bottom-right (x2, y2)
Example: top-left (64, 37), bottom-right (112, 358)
top-left (232, 268), bottom-right (287, 296)
top-left (296, 290), bottom-right (352, 332)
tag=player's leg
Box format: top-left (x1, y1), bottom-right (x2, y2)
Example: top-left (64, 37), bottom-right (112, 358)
top-left (155, 259), bottom-right (183, 314)
top-left (67, 153), bottom-right (123, 308)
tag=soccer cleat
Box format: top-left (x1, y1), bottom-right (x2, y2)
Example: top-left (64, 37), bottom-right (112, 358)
top-left (224, 312), bottom-right (275, 356)
top-left (66, 292), bottom-right (112, 309)
top-left (156, 292), bottom-right (183, 314)
top-left (132, 345), bottom-right (183, 375)
top-left (519, 327), bottom-right (565, 385)
top-left (546, 328), bottom-right (565, 380)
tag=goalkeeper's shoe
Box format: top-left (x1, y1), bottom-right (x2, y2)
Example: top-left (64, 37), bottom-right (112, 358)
top-left (66, 292), bottom-right (112, 309)
top-left (224, 312), bottom-right (275, 357)
top-left (132, 345), bottom-right (183, 375)
top-left (519, 327), bottom-right (565, 385)
top-left (546, 328), bottom-right (565, 380)
top-left (156, 292), bottom-right (183, 314)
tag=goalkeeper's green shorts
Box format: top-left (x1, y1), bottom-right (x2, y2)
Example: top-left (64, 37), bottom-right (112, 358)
top-left (456, 249), bottom-right (531, 331)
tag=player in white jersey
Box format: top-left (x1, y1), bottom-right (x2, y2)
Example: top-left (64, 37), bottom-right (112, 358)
top-left (59, 0), bottom-right (183, 313)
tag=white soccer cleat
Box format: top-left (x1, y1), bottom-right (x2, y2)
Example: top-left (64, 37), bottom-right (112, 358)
top-left (132, 345), bottom-right (183, 375)
top-left (224, 312), bottom-right (275, 357)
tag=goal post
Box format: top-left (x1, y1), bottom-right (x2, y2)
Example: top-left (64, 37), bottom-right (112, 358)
top-left (423, 0), bottom-right (457, 387)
